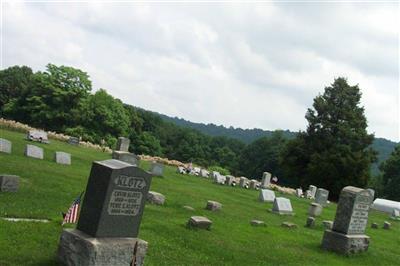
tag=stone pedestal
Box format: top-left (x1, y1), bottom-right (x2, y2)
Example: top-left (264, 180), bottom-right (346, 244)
top-left (112, 151), bottom-right (139, 166)
top-left (321, 230), bottom-right (369, 255)
top-left (57, 229), bottom-right (147, 266)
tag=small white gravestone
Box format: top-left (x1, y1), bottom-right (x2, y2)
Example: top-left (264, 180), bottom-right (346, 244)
top-left (0, 138), bottom-right (12, 154)
top-left (225, 175), bottom-right (235, 186)
top-left (296, 188), bottom-right (303, 198)
top-left (271, 197), bottom-right (293, 215)
top-left (259, 189), bottom-right (276, 203)
top-left (239, 177), bottom-right (248, 188)
top-left (177, 166), bottom-right (186, 174)
top-left (24, 144), bottom-right (44, 159)
top-left (249, 180), bottom-right (258, 189)
top-left (54, 152), bottom-right (71, 165)
top-left (260, 172), bottom-right (271, 188)
top-left (216, 175), bottom-right (226, 185)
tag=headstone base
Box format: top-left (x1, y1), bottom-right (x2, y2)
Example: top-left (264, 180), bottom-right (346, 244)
top-left (112, 151), bottom-right (139, 166)
top-left (321, 229), bottom-right (369, 255)
top-left (268, 209), bottom-right (295, 216)
top-left (57, 229), bottom-right (147, 266)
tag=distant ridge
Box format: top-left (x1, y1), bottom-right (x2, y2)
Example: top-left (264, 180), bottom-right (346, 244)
top-left (157, 113), bottom-right (398, 176)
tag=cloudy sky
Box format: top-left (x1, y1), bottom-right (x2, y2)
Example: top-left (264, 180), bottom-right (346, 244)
top-left (2, 1), bottom-right (399, 141)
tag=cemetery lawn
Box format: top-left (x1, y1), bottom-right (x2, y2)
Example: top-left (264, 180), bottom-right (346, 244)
top-left (1, 128), bottom-right (399, 266)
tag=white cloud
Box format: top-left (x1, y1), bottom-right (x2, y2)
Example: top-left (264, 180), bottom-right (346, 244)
top-left (3, 2), bottom-right (399, 141)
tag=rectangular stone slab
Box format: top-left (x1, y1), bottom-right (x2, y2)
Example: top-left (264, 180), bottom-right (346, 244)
top-left (259, 189), bottom-right (275, 202)
top-left (0, 138), bottom-right (12, 153)
top-left (321, 229), bottom-right (370, 255)
top-left (24, 144), bottom-right (44, 159)
top-left (77, 159), bottom-right (152, 238)
top-left (0, 175), bottom-right (19, 192)
top-left (272, 197), bottom-right (293, 214)
top-left (315, 188), bottom-right (329, 206)
top-left (57, 229), bottom-right (147, 266)
top-left (149, 162), bottom-right (164, 176)
top-left (54, 152), bottom-right (71, 165)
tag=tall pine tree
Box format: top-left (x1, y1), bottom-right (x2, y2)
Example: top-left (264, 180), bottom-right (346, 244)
top-left (282, 77), bottom-right (376, 199)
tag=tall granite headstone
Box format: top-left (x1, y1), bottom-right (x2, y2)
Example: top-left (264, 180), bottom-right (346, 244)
top-left (58, 159), bottom-right (152, 265)
top-left (321, 186), bottom-right (374, 255)
top-left (0, 138), bottom-right (12, 154)
top-left (54, 152), bottom-right (71, 165)
top-left (116, 137), bottom-right (130, 152)
top-left (309, 185), bottom-right (317, 198)
top-left (261, 172), bottom-right (271, 188)
top-left (24, 144), bottom-right (43, 159)
top-left (315, 188), bottom-right (329, 206)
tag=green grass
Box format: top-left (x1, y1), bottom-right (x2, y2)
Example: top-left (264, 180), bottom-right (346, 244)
top-left (0, 128), bottom-right (399, 265)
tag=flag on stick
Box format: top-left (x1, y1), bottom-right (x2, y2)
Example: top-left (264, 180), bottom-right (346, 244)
top-left (62, 191), bottom-right (83, 226)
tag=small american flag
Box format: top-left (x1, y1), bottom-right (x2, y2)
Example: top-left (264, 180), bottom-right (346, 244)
top-left (62, 192), bottom-right (83, 226)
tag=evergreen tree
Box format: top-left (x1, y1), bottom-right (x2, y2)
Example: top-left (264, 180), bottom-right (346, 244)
top-left (282, 77), bottom-right (376, 199)
top-left (380, 145), bottom-right (400, 201)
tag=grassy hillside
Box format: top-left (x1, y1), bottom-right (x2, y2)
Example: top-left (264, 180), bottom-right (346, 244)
top-left (0, 128), bottom-right (399, 266)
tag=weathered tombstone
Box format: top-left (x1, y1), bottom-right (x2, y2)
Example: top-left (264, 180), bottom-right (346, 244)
top-left (187, 216), bottom-right (212, 230)
top-left (149, 162), bottom-right (164, 176)
top-left (306, 216), bottom-right (315, 228)
top-left (309, 185), bottom-right (317, 198)
top-left (271, 197), bottom-right (294, 215)
top-left (27, 130), bottom-right (49, 143)
top-left (112, 151), bottom-right (139, 166)
top-left (24, 144), bottom-right (43, 159)
top-left (58, 159), bottom-right (152, 265)
top-left (0, 138), bottom-right (12, 154)
top-left (239, 177), bottom-right (248, 188)
top-left (296, 188), bottom-right (303, 198)
top-left (225, 175), bottom-right (235, 186)
top-left (0, 174), bottom-right (19, 192)
top-left (321, 186), bottom-right (374, 255)
top-left (215, 174), bottom-right (226, 185)
top-left (383, 221), bottom-right (391, 230)
top-left (308, 202), bottom-right (323, 217)
top-left (281, 222), bottom-right (297, 228)
top-left (68, 137), bottom-right (79, 146)
top-left (323, 220), bottom-right (333, 230)
top-left (260, 172), bottom-right (271, 188)
top-left (54, 152), bottom-right (71, 165)
top-left (147, 191), bottom-right (165, 205)
top-left (315, 188), bottom-right (329, 206)
top-left (205, 200), bottom-right (222, 211)
top-left (305, 190), bottom-right (312, 199)
top-left (371, 223), bottom-right (378, 229)
top-left (249, 180), bottom-right (258, 189)
top-left (116, 137), bottom-right (130, 152)
top-left (211, 171), bottom-right (220, 180)
top-left (259, 189), bottom-right (276, 203)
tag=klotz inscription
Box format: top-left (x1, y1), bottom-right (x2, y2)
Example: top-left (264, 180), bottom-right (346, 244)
top-left (107, 189), bottom-right (143, 216)
top-left (348, 191), bottom-right (371, 234)
top-left (114, 175), bottom-right (146, 189)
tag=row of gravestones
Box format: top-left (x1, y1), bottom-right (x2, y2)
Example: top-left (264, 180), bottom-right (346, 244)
top-left (0, 138), bottom-right (71, 165)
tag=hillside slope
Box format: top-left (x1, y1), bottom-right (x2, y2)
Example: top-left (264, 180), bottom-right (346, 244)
top-left (1, 128), bottom-right (399, 265)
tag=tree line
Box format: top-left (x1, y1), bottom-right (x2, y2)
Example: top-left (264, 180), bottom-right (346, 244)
top-left (1, 64), bottom-right (398, 200)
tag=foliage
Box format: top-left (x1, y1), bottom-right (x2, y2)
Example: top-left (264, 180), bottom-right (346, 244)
top-left (380, 145), bottom-right (400, 201)
top-left (281, 78), bottom-right (376, 199)
top-left (239, 131), bottom-right (287, 180)
top-left (208, 165), bottom-right (231, 176)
